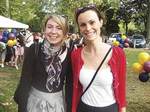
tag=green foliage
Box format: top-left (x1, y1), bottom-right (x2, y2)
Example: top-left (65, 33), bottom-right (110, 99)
top-left (0, 0), bottom-right (44, 31)
top-left (117, 0), bottom-right (149, 34)
top-left (0, 0), bottom-right (7, 16)
top-left (0, 0), bottom-right (149, 35)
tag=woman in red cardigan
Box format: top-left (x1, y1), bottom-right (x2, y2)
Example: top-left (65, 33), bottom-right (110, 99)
top-left (71, 4), bottom-right (126, 112)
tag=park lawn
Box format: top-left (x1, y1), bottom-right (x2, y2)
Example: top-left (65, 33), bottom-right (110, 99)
top-left (125, 48), bottom-right (150, 112)
top-left (0, 66), bottom-right (20, 112)
top-left (0, 48), bottom-right (150, 112)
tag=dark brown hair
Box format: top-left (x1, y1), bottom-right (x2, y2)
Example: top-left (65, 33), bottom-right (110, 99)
top-left (75, 4), bottom-right (106, 24)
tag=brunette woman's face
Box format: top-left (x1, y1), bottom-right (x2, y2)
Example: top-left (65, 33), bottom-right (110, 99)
top-left (44, 19), bottom-right (64, 46)
top-left (77, 10), bottom-right (103, 41)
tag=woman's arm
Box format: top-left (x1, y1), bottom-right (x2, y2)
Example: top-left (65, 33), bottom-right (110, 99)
top-left (65, 50), bottom-right (73, 112)
top-left (13, 45), bottom-right (35, 109)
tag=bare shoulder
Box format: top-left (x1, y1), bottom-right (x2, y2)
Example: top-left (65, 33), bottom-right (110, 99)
top-left (100, 43), bottom-right (112, 61)
top-left (102, 43), bottom-right (112, 51)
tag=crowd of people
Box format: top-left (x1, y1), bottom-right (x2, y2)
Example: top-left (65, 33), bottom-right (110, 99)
top-left (0, 29), bottom-right (64, 69)
top-left (0, 29), bottom-right (25, 69)
top-left (1, 4), bottom-right (127, 112)
top-left (0, 28), bottom-right (83, 70)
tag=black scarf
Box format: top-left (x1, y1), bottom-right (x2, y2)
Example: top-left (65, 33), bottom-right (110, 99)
top-left (41, 39), bottom-right (63, 92)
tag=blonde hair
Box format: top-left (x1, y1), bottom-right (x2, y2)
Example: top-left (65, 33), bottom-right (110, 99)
top-left (42, 14), bottom-right (68, 36)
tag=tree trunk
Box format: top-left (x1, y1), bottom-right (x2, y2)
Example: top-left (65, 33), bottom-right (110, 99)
top-left (6, 0), bottom-right (10, 18)
top-left (146, 0), bottom-right (150, 40)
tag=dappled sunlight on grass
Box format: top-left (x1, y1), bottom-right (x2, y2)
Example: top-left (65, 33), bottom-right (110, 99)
top-left (0, 48), bottom-right (150, 112)
top-left (125, 48), bottom-right (150, 112)
top-left (0, 66), bottom-right (21, 112)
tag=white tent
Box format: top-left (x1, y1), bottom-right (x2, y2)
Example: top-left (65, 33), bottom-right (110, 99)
top-left (0, 15), bottom-right (29, 29)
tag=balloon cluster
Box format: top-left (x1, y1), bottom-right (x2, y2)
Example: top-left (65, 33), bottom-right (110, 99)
top-left (112, 34), bottom-right (130, 48)
top-left (7, 33), bottom-right (17, 47)
top-left (132, 52), bottom-right (150, 82)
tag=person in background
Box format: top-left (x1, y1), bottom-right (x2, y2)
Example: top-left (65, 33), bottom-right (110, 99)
top-left (0, 29), bottom-right (9, 68)
top-left (0, 41), bottom-right (6, 68)
top-left (66, 33), bottom-right (84, 50)
top-left (0, 30), bottom-right (5, 67)
top-left (5, 32), bottom-right (16, 67)
top-left (13, 37), bottom-right (24, 70)
top-left (15, 33), bottom-right (25, 65)
top-left (14, 14), bottom-right (72, 112)
top-left (33, 32), bottom-right (43, 44)
top-left (71, 4), bottom-right (126, 112)
top-left (23, 28), bottom-right (34, 58)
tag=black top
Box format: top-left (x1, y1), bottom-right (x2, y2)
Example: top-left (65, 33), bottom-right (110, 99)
top-left (14, 43), bottom-right (72, 112)
top-left (32, 45), bottom-right (71, 92)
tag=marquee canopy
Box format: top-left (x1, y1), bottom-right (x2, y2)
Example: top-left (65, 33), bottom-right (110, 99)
top-left (0, 15), bottom-right (29, 29)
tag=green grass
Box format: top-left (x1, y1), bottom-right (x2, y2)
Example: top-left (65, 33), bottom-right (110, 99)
top-left (125, 48), bottom-right (150, 112)
top-left (0, 66), bottom-right (20, 112)
top-left (0, 48), bottom-right (150, 112)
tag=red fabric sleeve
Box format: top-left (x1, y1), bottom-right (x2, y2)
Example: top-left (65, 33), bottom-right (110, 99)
top-left (118, 48), bottom-right (127, 108)
top-left (71, 48), bottom-right (83, 112)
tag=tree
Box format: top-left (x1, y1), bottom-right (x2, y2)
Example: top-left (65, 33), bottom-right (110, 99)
top-left (0, 0), bottom-right (9, 17)
top-left (1, 0), bottom-right (149, 36)
top-left (116, 0), bottom-right (134, 34)
top-left (146, 0), bottom-right (150, 40)
top-left (116, 0), bottom-right (149, 36)
top-left (56, 0), bottom-right (90, 32)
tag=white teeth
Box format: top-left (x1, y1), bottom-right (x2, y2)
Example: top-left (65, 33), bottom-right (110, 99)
top-left (51, 36), bottom-right (57, 39)
top-left (86, 32), bottom-right (95, 36)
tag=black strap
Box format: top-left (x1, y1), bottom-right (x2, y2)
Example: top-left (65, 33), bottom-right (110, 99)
top-left (81, 47), bottom-right (112, 97)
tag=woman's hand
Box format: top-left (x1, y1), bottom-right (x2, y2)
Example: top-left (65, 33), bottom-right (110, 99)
top-left (121, 107), bottom-right (126, 112)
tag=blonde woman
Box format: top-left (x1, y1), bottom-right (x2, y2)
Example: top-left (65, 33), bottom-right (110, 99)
top-left (14, 14), bottom-right (72, 112)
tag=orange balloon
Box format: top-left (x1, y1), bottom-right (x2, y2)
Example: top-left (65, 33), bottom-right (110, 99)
top-left (132, 62), bottom-right (143, 73)
top-left (138, 52), bottom-right (150, 65)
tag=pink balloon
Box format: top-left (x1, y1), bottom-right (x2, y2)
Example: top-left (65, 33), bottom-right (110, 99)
top-left (9, 33), bottom-right (15, 38)
top-left (124, 38), bottom-right (130, 43)
top-left (124, 42), bottom-right (129, 48)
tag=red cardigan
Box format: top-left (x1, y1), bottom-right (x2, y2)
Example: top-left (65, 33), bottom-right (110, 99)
top-left (71, 46), bottom-right (126, 112)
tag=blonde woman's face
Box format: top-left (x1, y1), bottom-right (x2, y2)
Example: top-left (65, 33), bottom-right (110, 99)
top-left (44, 19), bottom-right (65, 46)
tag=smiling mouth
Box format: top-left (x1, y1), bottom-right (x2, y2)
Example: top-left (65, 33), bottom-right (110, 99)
top-left (86, 32), bottom-right (96, 36)
top-left (49, 35), bottom-right (58, 39)
top-left (51, 36), bottom-right (57, 38)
